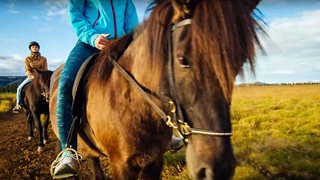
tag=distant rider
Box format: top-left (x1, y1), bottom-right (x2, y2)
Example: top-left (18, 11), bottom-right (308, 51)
top-left (12, 41), bottom-right (48, 113)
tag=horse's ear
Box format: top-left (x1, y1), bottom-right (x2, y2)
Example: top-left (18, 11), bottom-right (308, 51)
top-left (171, 0), bottom-right (195, 23)
top-left (247, 0), bottom-right (261, 11)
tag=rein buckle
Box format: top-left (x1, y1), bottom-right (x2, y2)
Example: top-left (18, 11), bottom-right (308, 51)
top-left (180, 122), bottom-right (192, 136)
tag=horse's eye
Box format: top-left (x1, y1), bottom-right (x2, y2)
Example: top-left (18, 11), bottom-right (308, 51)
top-left (177, 56), bottom-right (190, 68)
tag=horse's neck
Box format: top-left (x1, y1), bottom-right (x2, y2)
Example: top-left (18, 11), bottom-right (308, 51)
top-left (88, 32), bottom-right (164, 121)
top-left (124, 33), bottom-right (162, 93)
top-left (31, 79), bottom-right (40, 89)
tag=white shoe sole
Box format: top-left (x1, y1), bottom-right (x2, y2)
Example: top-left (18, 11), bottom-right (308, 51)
top-left (53, 173), bottom-right (78, 179)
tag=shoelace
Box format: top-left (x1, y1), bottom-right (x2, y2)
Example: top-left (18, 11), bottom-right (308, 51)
top-left (50, 148), bottom-right (83, 176)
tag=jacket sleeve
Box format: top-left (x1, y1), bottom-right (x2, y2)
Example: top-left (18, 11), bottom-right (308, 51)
top-left (124, 0), bottom-right (139, 33)
top-left (69, 0), bottom-right (99, 47)
top-left (24, 58), bottom-right (33, 78)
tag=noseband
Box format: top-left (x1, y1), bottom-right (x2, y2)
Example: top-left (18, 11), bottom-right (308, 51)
top-left (110, 18), bottom-right (232, 143)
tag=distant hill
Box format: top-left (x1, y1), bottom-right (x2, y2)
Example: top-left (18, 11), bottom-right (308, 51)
top-left (0, 76), bottom-right (26, 87)
top-left (238, 81), bottom-right (269, 86)
top-left (0, 76), bottom-right (26, 93)
top-left (238, 81), bottom-right (320, 86)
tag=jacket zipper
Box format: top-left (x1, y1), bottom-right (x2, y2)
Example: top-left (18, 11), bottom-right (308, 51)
top-left (110, 0), bottom-right (117, 38)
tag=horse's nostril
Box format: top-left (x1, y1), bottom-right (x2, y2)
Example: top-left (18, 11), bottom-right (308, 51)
top-left (197, 168), bottom-right (206, 179)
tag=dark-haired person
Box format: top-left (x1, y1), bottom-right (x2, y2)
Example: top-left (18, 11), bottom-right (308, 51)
top-left (12, 41), bottom-right (48, 113)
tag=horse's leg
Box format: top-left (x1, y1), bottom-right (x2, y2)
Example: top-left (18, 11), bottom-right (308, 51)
top-left (89, 157), bottom-right (105, 180)
top-left (32, 111), bottom-right (44, 152)
top-left (139, 155), bottom-right (164, 180)
top-left (43, 114), bottom-right (50, 144)
top-left (27, 112), bottom-right (34, 140)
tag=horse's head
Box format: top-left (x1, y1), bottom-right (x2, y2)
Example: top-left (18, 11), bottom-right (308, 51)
top-left (145, 0), bottom-right (262, 179)
top-left (31, 69), bottom-right (53, 102)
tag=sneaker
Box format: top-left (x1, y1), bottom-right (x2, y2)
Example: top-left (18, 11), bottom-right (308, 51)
top-left (12, 105), bottom-right (22, 113)
top-left (50, 148), bottom-right (82, 179)
top-left (169, 135), bottom-right (184, 152)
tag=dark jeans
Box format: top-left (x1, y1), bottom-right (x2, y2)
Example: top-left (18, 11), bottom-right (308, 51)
top-left (56, 41), bottom-right (97, 150)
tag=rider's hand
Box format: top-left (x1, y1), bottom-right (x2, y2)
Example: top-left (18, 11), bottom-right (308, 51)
top-left (94, 34), bottom-right (110, 50)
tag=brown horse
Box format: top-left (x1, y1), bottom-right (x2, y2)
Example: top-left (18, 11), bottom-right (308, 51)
top-left (22, 69), bottom-right (53, 152)
top-left (50, 0), bottom-right (262, 179)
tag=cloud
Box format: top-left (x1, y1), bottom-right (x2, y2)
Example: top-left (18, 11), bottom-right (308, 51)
top-left (0, 54), bottom-right (24, 76)
top-left (252, 9), bottom-right (320, 83)
top-left (0, 54), bottom-right (64, 75)
top-left (47, 58), bottom-right (64, 70)
top-left (43, 0), bottom-right (68, 19)
top-left (0, 56), bottom-right (11, 60)
top-left (38, 27), bottom-right (53, 32)
top-left (7, 2), bottom-right (19, 14)
top-left (32, 15), bottom-right (39, 20)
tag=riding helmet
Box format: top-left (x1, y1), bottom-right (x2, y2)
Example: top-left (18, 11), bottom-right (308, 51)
top-left (29, 41), bottom-right (40, 49)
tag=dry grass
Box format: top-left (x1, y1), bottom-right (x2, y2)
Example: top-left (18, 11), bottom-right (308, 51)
top-left (0, 93), bottom-right (15, 114)
top-left (1, 85), bottom-right (319, 179)
top-left (164, 85), bottom-right (320, 179)
top-left (232, 85), bottom-right (320, 179)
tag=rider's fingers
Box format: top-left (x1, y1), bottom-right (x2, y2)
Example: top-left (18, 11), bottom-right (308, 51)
top-left (101, 33), bottom-right (110, 38)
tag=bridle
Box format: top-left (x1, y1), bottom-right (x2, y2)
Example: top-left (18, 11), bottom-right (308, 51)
top-left (110, 18), bottom-right (232, 143)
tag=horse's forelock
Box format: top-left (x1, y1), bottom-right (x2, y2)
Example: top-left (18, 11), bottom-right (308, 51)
top-left (191, 0), bottom-right (262, 101)
top-left (144, 0), bottom-right (262, 101)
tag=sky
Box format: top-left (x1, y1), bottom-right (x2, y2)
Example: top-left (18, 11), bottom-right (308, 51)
top-left (0, 0), bottom-right (320, 84)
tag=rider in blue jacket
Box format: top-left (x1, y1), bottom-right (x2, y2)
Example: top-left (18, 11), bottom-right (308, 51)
top-left (51, 0), bottom-right (183, 178)
top-left (51, 0), bottom-right (138, 178)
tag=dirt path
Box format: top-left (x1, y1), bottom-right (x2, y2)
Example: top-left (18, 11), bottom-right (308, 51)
top-left (0, 113), bottom-right (97, 179)
top-left (0, 112), bottom-right (184, 180)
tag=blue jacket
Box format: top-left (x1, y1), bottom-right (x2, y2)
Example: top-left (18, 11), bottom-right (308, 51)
top-left (69, 0), bottom-right (139, 47)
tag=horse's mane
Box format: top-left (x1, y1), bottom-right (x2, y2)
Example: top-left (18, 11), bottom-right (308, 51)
top-left (33, 70), bottom-right (53, 88)
top-left (144, 0), bottom-right (262, 100)
top-left (41, 70), bottom-right (53, 86)
top-left (94, 0), bottom-right (262, 100)
top-left (94, 33), bottom-right (134, 80)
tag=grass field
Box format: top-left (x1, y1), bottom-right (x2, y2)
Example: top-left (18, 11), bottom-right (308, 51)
top-left (231, 85), bottom-right (320, 179)
top-left (0, 93), bottom-right (15, 114)
top-left (1, 85), bottom-right (319, 179)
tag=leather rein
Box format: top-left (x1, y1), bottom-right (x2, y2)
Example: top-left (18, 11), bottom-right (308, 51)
top-left (110, 18), bottom-right (232, 142)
